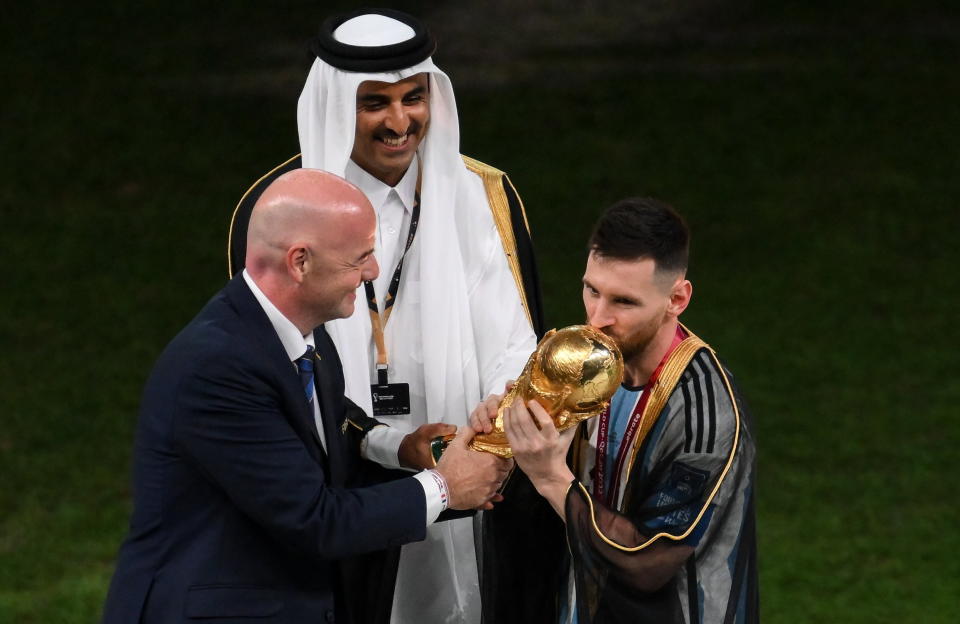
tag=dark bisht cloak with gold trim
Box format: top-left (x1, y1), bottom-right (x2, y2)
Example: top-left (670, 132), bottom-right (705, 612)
top-left (570, 333), bottom-right (758, 623)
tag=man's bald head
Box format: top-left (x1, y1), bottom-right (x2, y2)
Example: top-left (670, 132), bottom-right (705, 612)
top-left (245, 168), bottom-right (378, 332)
top-left (247, 169), bottom-right (370, 271)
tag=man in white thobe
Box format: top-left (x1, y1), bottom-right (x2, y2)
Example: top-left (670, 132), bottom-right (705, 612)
top-left (229, 8), bottom-right (543, 623)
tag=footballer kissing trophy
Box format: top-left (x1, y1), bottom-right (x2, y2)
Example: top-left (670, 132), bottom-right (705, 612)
top-left (432, 324), bottom-right (624, 461)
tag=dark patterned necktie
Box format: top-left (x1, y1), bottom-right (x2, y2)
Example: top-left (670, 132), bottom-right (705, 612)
top-left (295, 345), bottom-right (316, 407)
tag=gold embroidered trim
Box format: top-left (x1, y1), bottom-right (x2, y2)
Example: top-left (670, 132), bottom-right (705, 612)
top-left (582, 325), bottom-right (742, 552)
top-left (461, 155), bottom-right (533, 328)
top-left (504, 173), bottom-right (532, 236)
top-left (227, 153), bottom-right (302, 277)
top-left (623, 325), bottom-right (708, 485)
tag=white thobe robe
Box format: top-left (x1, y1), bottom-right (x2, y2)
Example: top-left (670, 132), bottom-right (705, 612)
top-left (341, 157), bottom-right (536, 623)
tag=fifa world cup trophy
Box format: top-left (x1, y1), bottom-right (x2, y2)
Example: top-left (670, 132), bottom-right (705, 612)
top-left (433, 325), bottom-right (624, 460)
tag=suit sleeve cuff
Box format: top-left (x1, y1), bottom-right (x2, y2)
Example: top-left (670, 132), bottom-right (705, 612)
top-left (413, 470), bottom-right (448, 525)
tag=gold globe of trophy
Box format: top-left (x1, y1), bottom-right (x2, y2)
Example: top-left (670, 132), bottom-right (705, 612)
top-left (431, 325), bottom-right (624, 462)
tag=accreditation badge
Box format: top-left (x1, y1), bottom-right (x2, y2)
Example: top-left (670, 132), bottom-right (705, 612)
top-left (371, 382), bottom-right (411, 416)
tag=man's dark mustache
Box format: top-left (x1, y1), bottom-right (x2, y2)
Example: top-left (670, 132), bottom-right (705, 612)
top-left (376, 123), bottom-right (422, 140)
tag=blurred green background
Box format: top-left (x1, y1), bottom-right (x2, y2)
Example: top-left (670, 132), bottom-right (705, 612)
top-left (2, 1), bottom-right (958, 621)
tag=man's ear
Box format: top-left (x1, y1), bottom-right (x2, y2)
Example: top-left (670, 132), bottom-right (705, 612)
top-left (286, 245), bottom-right (308, 284)
top-left (667, 278), bottom-right (692, 318)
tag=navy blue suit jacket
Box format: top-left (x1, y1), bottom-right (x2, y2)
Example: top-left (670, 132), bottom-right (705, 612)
top-left (101, 275), bottom-right (426, 623)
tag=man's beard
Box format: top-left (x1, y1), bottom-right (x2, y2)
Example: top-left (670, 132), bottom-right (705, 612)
top-left (609, 328), bottom-right (652, 363)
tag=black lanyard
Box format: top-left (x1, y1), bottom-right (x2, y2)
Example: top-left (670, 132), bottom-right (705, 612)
top-left (364, 191), bottom-right (421, 384)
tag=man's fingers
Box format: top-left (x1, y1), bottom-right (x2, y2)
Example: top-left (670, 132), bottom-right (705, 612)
top-left (477, 492), bottom-right (504, 510)
top-left (483, 407), bottom-right (498, 432)
top-left (482, 396), bottom-right (500, 432)
top-left (470, 417), bottom-right (486, 434)
top-left (511, 400), bottom-right (540, 440)
top-left (527, 400), bottom-right (555, 433)
top-left (458, 424), bottom-right (477, 444)
top-left (471, 395), bottom-right (500, 434)
top-left (448, 424), bottom-right (476, 449)
top-left (426, 422), bottom-right (457, 437)
top-left (502, 401), bottom-right (523, 445)
top-left (469, 407), bottom-right (486, 433)
top-left (481, 401), bottom-right (497, 432)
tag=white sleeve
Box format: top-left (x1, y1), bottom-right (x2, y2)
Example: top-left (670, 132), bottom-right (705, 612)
top-left (360, 424), bottom-right (413, 471)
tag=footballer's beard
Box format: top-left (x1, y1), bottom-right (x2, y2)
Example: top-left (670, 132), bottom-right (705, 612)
top-left (610, 329), bottom-right (651, 363)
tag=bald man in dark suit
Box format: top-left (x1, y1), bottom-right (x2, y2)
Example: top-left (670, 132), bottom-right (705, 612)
top-left (101, 169), bottom-right (509, 623)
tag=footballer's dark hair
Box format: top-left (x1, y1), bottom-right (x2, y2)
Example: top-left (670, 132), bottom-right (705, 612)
top-left (588, 197), bottom-right (689, 276)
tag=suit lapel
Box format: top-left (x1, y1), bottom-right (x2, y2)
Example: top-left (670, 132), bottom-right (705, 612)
top-left (225, 275), bottom-right (329, 468)
top-left (313, 326), bottom-right (346, 487)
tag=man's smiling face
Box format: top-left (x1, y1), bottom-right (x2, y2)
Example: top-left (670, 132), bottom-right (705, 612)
top-left (351, 73), bottom-right (430, 187)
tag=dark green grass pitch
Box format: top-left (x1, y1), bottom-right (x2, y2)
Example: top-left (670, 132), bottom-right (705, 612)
top-left (1, 3), bottom-right (958, 622)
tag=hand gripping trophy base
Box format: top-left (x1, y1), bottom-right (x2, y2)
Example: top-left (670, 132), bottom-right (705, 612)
top-left (431, 325), bottom-right (624, 463)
